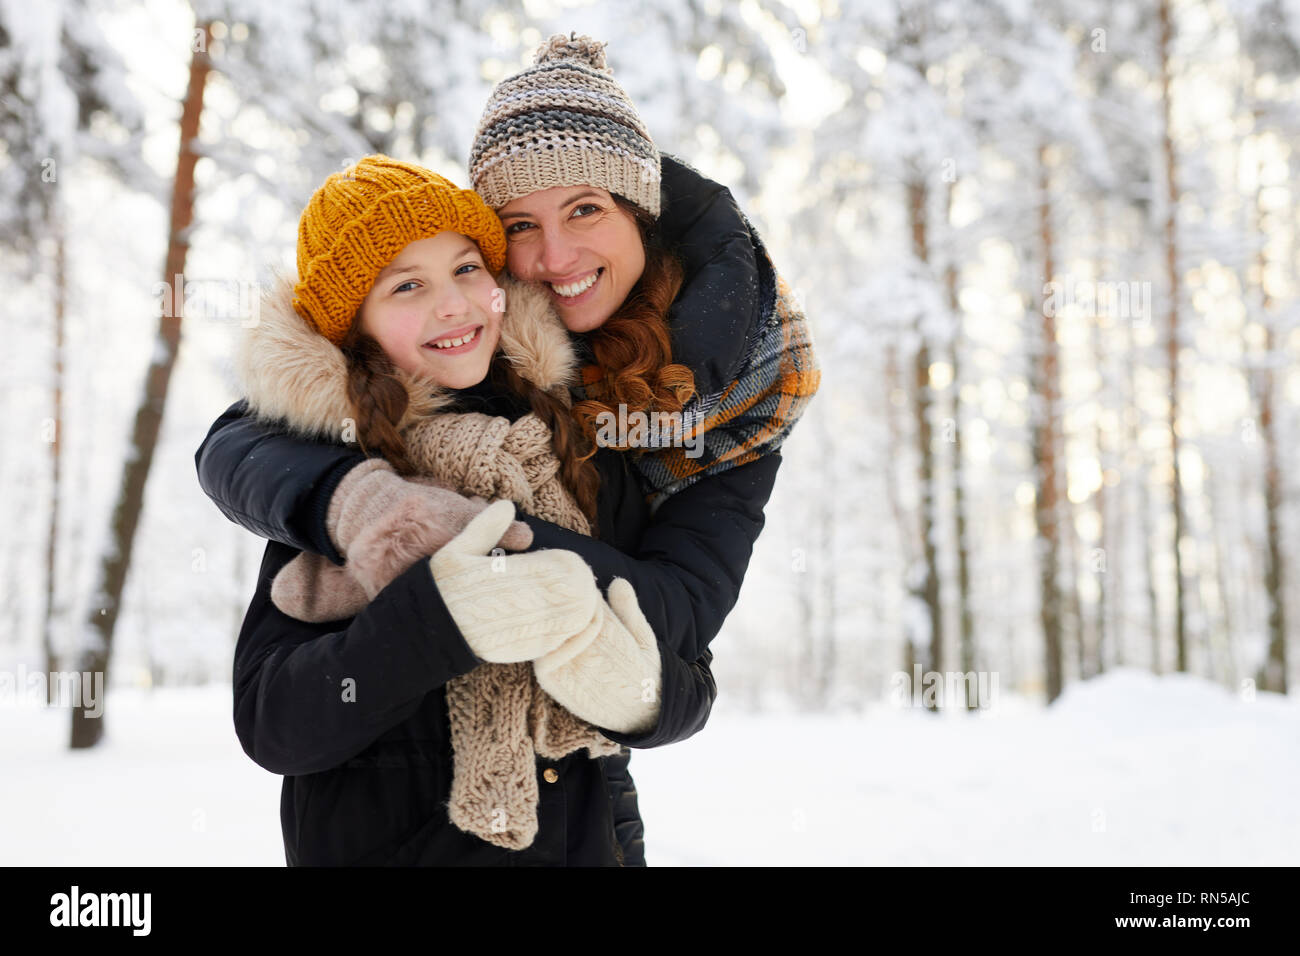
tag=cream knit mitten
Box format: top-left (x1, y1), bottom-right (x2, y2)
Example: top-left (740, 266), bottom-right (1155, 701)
top-left (429, 500), bottom-right (601, 664)
top-left (533, 578), bottom-right (663, 734)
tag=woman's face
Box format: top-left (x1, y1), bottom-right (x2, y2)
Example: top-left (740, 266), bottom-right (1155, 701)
top-left (497, 186), bottom-right (646, 334)
top-left (359, 232), bottom-right (503, 390)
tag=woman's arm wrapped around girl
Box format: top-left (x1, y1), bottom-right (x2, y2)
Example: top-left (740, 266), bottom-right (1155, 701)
top-left (268, 465), bottom-right (678, 740)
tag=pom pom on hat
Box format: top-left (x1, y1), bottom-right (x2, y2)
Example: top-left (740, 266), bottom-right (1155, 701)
top-left (531, 32), bottom-right (611, 72)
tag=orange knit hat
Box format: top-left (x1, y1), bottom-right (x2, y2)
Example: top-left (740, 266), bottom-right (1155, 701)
top-left (293, 155), bottom-right (508, 345)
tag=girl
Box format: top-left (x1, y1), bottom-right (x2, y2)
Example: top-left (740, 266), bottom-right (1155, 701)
top-left (231, 155), bottom-right (715, 865)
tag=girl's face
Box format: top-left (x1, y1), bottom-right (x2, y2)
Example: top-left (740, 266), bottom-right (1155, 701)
top-left (359, 232), bottom-right (502, 391)
top-left (497, 186), bottom-right (646, 334)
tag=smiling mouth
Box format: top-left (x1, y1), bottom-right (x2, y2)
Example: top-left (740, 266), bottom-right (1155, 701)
top-left (550, 269), bottom-right (602, 298)
top-left (423, 326), bottom-right (483, 351)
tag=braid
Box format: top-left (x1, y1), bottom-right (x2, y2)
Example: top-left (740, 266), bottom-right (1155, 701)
top-left (490, 357), bottom-right (602, 535)
top-left (340, 314), bottom-right (419, 475)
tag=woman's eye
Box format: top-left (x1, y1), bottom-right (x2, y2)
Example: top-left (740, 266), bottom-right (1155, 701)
top-left (572, 203), bottom-right (600, 218)
top-left (505, 221), bottom-right (533, 235)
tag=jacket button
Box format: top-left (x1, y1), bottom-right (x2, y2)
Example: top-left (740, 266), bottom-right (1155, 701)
top-left (543, 768), bottom-right (559, 783)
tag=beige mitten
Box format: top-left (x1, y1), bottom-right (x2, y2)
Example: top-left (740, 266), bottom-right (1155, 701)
top-left (270, 458), bottom-right (534, 623)
top-left (429, 500), bottom-right (601, 664)
top-left (328, 457), bottom-right (534, 560)
top-left (533, 578), bottom-right (663, 734)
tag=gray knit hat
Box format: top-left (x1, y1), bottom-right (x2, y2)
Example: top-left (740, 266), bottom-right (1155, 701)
top-left (469, 33), bottom-right (661, 218)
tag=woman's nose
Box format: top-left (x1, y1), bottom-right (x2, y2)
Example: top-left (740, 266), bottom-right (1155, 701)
top-left (538, 231), bottom-right (581, 277)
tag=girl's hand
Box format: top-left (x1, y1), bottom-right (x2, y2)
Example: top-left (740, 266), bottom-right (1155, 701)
top-left (327, 457), bottom-right (534, 559)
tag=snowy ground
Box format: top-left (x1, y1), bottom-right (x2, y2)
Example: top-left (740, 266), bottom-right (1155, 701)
top-left (2, 668), bottom-right (1296, 865)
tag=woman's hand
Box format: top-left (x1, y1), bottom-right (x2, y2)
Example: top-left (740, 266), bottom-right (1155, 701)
top-left (533, 578), bottom-right (664, 734)
top-left (429, 500), bottom-right (601, 663)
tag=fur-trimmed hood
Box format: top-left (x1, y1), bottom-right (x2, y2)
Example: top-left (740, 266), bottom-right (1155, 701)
top-left (235, 271), bottom-right (579, 438)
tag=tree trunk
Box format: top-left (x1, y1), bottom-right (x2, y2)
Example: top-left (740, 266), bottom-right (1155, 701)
top-left (70, 23), bottom-right (212, 748)
top-left (1099, 205), bottom-right (1125, 670)
top-left (815, 409), bottom-right (838, 707)
top-left (1133, 354), bottom-right (1162, 674)
top-left (884, 344), bottom-right (924, 680)
top-left (1205, 458), bottom-right (1238, 687)
top-left (945, 183), bottom-right (977, 709)
top-left (908, 178), bottom-right (944, 711)
top-left (1088, 216), bottom-right (1110, 676)
top-left (44, 217), bottom-right (66, 704)
top-left (1034, 144), bottom-right (1064, 704)
top-left (1062, 484), bottom-right (1087, 680)
top-left (1255, 162), bottom-right (1287, 694)
top-left (1158, 0), bottom-right (1189, 674)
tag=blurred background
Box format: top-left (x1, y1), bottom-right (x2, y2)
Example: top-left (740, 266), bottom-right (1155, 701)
top-left (1, 0), bottom-right (1298, 865)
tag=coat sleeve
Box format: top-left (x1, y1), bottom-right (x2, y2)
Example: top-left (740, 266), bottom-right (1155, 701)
top-left (597, 646), bottom-right (715, 750)
top-left (233, 539), bottom-right (482, 777)
top-left (521, 452), bottom-right (782, 662)
top-left (195, 400), bottom-right (366, 565)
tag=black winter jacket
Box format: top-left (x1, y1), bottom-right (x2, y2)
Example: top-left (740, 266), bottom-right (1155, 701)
top-left (233, 382), bottom-right (718, 866)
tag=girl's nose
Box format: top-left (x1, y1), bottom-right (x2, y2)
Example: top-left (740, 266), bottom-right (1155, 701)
top-left (434, 284), bottom-right (470, 318)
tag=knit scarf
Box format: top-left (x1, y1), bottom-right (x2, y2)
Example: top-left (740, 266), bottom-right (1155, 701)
top-left (270, 408), bottom-right (623, 851)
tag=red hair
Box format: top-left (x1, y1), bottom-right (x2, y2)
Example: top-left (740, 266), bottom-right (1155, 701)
top-left (568, 196), bottom-right (696, 461)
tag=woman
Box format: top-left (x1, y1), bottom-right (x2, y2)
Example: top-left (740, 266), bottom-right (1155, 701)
top-left (234, 155), bottom-right (715, 865)
top-left (196, 34), bottom-right (819, 864)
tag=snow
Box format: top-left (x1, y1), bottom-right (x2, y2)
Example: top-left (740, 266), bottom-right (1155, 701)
top-left (2, 669), bottom-right (1295, 866)
top-left (0, 0), bottom-right (78, 153)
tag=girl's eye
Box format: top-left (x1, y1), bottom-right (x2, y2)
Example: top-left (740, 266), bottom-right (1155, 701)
top-left (455, 262), bottom-right (480, 276)
top-left (394, 280), bottom-right (418, 293)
